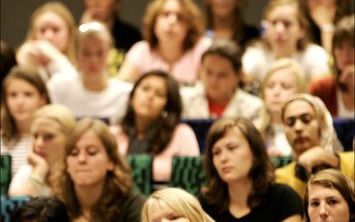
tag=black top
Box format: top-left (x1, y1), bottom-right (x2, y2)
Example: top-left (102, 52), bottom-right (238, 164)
top-left (117, 192), bottom-right (146, 222)
top-left (238, 24), bottom-right (260, 50)
top-left (199, 183), bottom-right (303, 222)
top-left (112, 17), bottom-right (141, 52)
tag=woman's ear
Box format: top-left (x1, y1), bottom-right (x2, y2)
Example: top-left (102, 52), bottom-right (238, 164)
top-left (39, 95), bottom-right (47, 106)
top-left (107, 161), bottom-right (114, 171)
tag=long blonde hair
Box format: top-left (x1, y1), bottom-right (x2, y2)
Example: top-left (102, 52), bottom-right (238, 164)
top-left (142, 187), bottom-right (214, 222)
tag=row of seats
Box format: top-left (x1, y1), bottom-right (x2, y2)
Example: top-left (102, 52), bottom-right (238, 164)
top-left (183, 118), bottom-right (355, 153)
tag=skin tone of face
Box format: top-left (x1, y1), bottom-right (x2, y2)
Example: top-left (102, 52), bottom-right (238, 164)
top-left (265, 4), bottom-right (305, 57)
top-left (283, 100), bottom-right (321, 156)
top-left (77, 35), bottom-right (110, 79)
top-left (154, 0), bottom-right (188, 48)
top-left (31, 117), bottom-right (66, 167)
top-left (307, 184), bottom-right (350, 222)
top-left (147, 201), bottom-right (190, 222)
top-left (67, 130), bottom-right (113, 188)
top-left (83, 0), bottom-right (116, 22)
top-left (208, 0), bottom-right (236, 19)
top-left (34, 11), bottom-right (69, 52)
top-left (132, 76), bottom-right (168, 126)
top-left (6, 79), bottom-right (45, 131)
top-left (264, 68), bottom-right (298, 121)
top-left (212, 127), bottom-right (253, 183)
top-left (202, 54), bottom-right (239, 105)
top-left (334, 40), bottom-right (354, 94)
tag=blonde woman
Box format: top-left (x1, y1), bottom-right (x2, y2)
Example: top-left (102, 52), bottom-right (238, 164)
top-left (9, 104), bottom-right (76, 197)
top-left (16, 2), bottom-right (77, 81)
top-left (142, 187), bottom-right (214, 222)
top-left (254, 58), bottom-right (306, 157)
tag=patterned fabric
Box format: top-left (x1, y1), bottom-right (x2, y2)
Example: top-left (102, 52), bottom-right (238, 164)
top-left (0, 155), bottom-right (11, 195)
top-left (170, 156), bottom-right (206, 195)
top-left (0, 195), bottom-right (31, 222)
top-left (126, 155), bottom-right (153, 196)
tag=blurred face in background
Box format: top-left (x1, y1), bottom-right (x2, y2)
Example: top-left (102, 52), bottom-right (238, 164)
top-left (77, 35), bottom-right (110, 77)
top-left (31, 117), bottom-right (66, 166)
top-left (201, 54), bottom-right (239, 104)
top-left (83, 0), bottom-right (117, 21)
top-left (264, 67), bottom-right (298, 115)
top-left (6, 78), bottom-right (45, 125)
top-left (154, 0), bottom-right (188, 47)
top-left (334, 39), bottom-right (354, 93)
top-left (34, 11), bottom-right (69, 52)
top-left (207, 0), bottom-right (238, 19)
top-left (132, 75), bottom-right (168, 123)
top-left (265, 3), bottom-right (305, 57)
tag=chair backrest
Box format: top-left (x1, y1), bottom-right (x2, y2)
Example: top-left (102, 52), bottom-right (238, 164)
top-left (182, 119), bottom-right (215, 153)
top-left (170, 156), bottom-right (206, 195)
top-left (126, 154), bottom-right (153, 196)
top-left (1, 195), bottom-right (31, 222)
top-left (0, 155), bottom-right (12, 196)
top-left (333, 118), bottom-right (354, 151)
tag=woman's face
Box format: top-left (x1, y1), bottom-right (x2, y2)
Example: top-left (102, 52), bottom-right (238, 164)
top-left (31, 117), bottom-right (66, 166)
top-left (132, 75), bottom-right (168, 123)
top-left (334, 39), bottom-right (354, 72)
top-left (264, 67), bottom-right (298, 115)
top-left (67, 130), bottom-right (114, 187)
top-left (307, 183), bottom-right (350, 222)
top-left (265, 4), bottom-right (304, 57)
top-left (34, 11), bottom-right (69, 52)
top-left (154, 0), bottom-right (188, 47)
top-left (77, 35), bottom-right (110, 77)
top-left (212, 127), bottom-right (253, 183)
top-left (147, 200), bottom-right (190, 222)
top-left (6, 78), bottom-right (45, 124)
top-left (83, 0), bottom-right (116, 21)
top-left (207, 0), bottom-right (238, 19)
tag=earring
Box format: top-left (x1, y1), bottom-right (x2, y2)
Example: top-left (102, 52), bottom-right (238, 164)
top-left (161, 110), bottom-right (168, 118)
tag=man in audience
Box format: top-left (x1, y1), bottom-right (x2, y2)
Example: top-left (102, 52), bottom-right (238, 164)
top-left (276, 93), bottom-right (354, 197)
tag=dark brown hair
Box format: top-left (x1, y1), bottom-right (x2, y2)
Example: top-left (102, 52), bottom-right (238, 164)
top-left (203, 118), bottom-right (274, 213)
top-left (121, 70), bottom-right (182, 155)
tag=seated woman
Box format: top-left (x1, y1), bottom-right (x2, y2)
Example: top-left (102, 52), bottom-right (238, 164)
top-left (254, 58), bottom-right (306, 157)
top-left (200, 117), bottom-right (303, 222)
top-left (16, 2), bottom-right (77, 81)
top-left (142, 187), bottom-right (214, 222)
top-left (57, 118), bottom-right (146, 222)
top-left (242, 0), bottom-right (330, 93)
top-left (304, 169), bottom-right (354, 222)
top-left (276, 93), bottom-right (353, 197)
top-left (1, 67), bottom-right (50, 176)
top-left (111, 70), bottom-right (200, 182)
top-left (48, 21), bottom-right (132, 125)
top-left (118, 0), bottom-right (212, 84)
top-left (181, 39), bottom-right (262, 120)
top-left (10, 196), bottom-right (70, 222)
top-left (310, 15), bottom-right (354, 118)
top-left (9, 104), bottom-right (75, 197)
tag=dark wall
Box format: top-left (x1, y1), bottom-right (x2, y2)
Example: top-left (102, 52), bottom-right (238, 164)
top-left (0, 0), bottom-right (268, 48)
